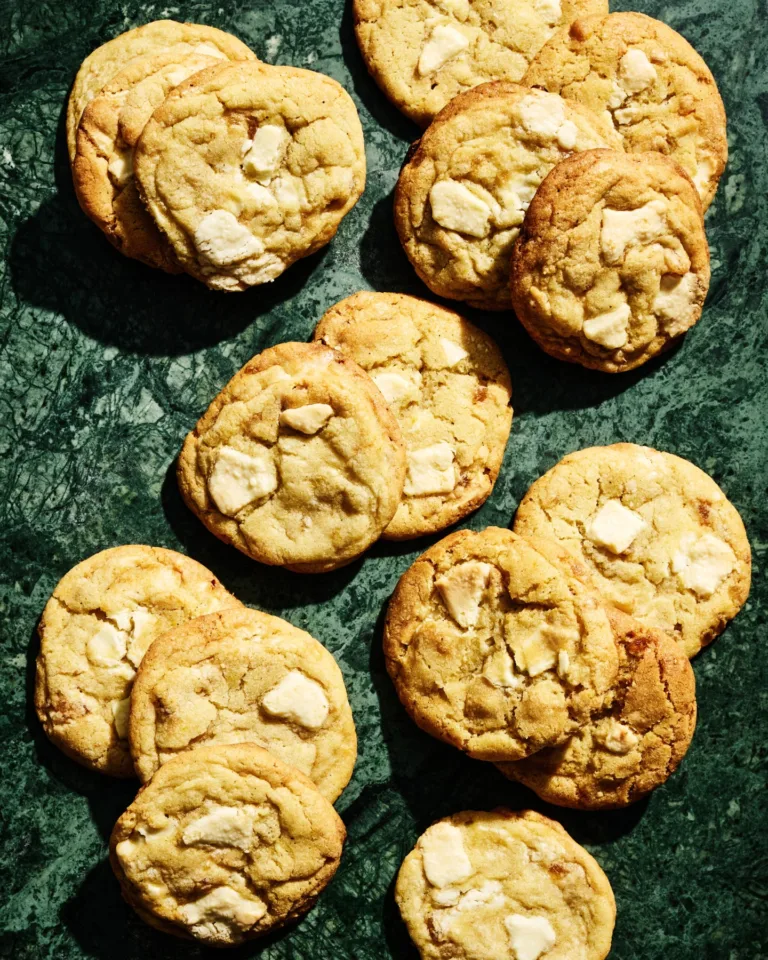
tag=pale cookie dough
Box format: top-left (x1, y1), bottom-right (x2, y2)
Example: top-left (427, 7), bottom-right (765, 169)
top-left (130, 606), bottom-right (357, 801)
top-left (110, 743), bottom-right (345, 944)
top-left (511, 149), bottom-right (710, 372)
top-left (513, 444), bottom-right (751, 657)
top-left (383, 527), bottom-right (618, 761)
top-left (34, 546), bottom-right (241, 777)
top-left (177, 342), bottom-right (406, 573)
top-left (313, 292), bottom-right (513, 538)
top-left (133, 61), bottom-right (366, 291)
top-left (394, 82), bottom-right (621, 309)
top-left (354, 0), bottom-right (608, 128)
top-left (396, 809), bottom-right (615, 960)
top-left (67, 20), bottom-right (256, 162)
top-left (523, 12), bottom-right (728, 210)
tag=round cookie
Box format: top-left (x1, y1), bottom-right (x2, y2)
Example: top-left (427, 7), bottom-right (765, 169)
top-left (498, 607), bottom-right (697, 808)
top-left (73, 48), bottom-right (222, 271)
top-left (110, 743), bottom-right (345, 945)
top-left (34, 545), bottom-right (241, 777)
top-left (67, 20), bottom-right (256, 161)
top-left (353, 0), bottom-right (608, 128)
top-left (523, 12), bottom-right (728, 210)
top-left (394, 82), bottom-right (622, 310)
top-left (130, 606), bottom-right (357, 801)
top-left (396, 809), bottom-right (615, 960)
top-left (134, 61), bottom-right (366, 291)
top-left (510, 149), bottom-right (710, 373)
top-left (313, 292), bottom-right (513, 538)
top-left (383, 527), bottom-right (618, 761)
top-left (513, 444), bottom-right (751, 657)
top-left (177, 341), bottom-right (406, 574)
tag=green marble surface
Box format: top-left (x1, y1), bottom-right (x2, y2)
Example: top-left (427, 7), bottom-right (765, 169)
top-left (1, 0), bottom-right (767, 956)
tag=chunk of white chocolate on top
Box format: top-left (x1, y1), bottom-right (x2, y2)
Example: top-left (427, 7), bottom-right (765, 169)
top-left (618, 48), bottom-right (658, 95)
top-left (600, 201), bottom-right (666, 265)
top-left (653, 273), bottom-right (698, 330)
top-left (582, 302), bottom-right (631, 349)
top-left (511, 623), bottom-right (579, 677)
top-left (194, 210), bottom-right (264, 266)
top-left (418, 22), bottom-right (469, 76)
top-left (261, 670), bottom-right (330, 729)
top-left (517, 93), bottom-right (566, 139)
top-left (372, 369), bottom-right (421, 404)
top-left (436, 561), bottom-right (493, 628)
top-left (505, 914), bottom-right (557, 960)
top-left (672, 532), bottom-right (736, 597)
top-left (404, 443), bottom-right (456, 496)
top-left (87, 623), bottom-right (128, 667)
top-left (534, 0), bottom-right (562, 25)
top-left (440, 337), bottom-right (469, 367)
top-left (430, 180), bottom-right (492, 238)
top-left (597, 719), bottom-right (640, 754)
top-left (586, 500), bottom-right (646, 554)
top-left (179, 886), bottom-right (267, 940)
top-left (182, 806), bottom-right (255, 851)
top-left (208, 445), bottom-right (278, 516)
top-left (420, 821), bottom-right (473, 887)
top-left (111, 697), bottom-right (132, 739)
top-left (279, 403), bottom-right (334, 435)
top-left (242, 124), bottom-right (289, 183)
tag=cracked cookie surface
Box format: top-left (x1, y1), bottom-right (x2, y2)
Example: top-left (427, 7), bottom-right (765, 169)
top-left (177, 341), bottom-right (406, 573)
top-left (394, 82), bottom-right (621, 310)
top-left (34, 545), bottom-right (241, 777)
top-left (130, 606), bottom-right (357, 801)
top-left (510, 149), bottom-right (710, 373)
top-left (353, 0), bottom-right (607, 128)
top-left (110, 743), bottom-right (345, 945)
top-left (396, 808), bottom-right (615, 960)
top-left (513, 444), bottom-right (751, 657)
top-left (523, 12), bottom-right (728, 210)
top-left (313, 292), bottom-right (513, 538)
top-left (134, 60), bottom-right (366, 290)
top-left (384, 527), bottom-right (618, 761)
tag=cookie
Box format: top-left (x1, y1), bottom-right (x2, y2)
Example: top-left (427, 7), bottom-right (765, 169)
top-left (177, 341), bottom-right (406, 573)
top-left (34, 545), bottom-right (240, 777)
top-left (396, 809), bottom-right (615, 960)
top-left (523, 12), bottom-right (728, 210)
top-left (394, 82), bottom-right (621, 310)
top-left (134, 61), bottom-right (366, 291)
top-left (513, 444), bottom-right (751, 657)
top-left (353, 0), bottom-right (608, 128)
top-left (510, 149), bottom-right (710, 373)
top-left (130, 606), bottom-right (357, 801)
top-left (313, 292), bottom-right (513, 538)
top-left (67, 20), bottom-right (256, 162)
top-left (383, 527), bottom-right (618, 761)
top-left (73, 48), bottom-right (222, 271)
top-left (110, 743), bottom-right (345, 944)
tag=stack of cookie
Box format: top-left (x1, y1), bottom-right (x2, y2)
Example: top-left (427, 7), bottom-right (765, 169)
top-left (70, 21), bottom-right (366, 290)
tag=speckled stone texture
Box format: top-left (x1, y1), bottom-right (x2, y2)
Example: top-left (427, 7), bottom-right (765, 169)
top-left (0, 1), bottom-right (766, 958)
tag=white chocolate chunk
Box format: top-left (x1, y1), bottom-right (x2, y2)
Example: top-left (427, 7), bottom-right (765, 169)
top-left (484, 651), bottom-right (523, 689)
top-left (430, 180), bottom-right (492, 238)
top-left (87, 623), bottom-right (128, 667)
top-left (179, 886), bottom-right (267, 940)
top-left (279, 403), bottom-right (334, 435)
top-left (556, 119), bottom-right (578, 150)
top-left (208, 445), bottom-right (278, 516)
top-left (371, 370), bottom-right (421, 404)
top-left (242, 124), bottom-right (289, 183)
top-left (495, 171), bottom-right (540, 227)
top-left (194, 210), bottom-right (264, 266)
top-left (512, 623), bottom-right (578, 677)
top-left (586, 500), bottom-right (646, 554)
top-left (272, 175), bottom-right (302, 212)
top-left (518, 93), bottom-right (566, 139)
top-left (182, 806), bottom-right (254, 851)
top-left (672, 532), bottom-right (736, 597)
top-left (600, 200), bottom-right (667, 265)
top-left (111, 697), bottom-right (131, 739)
top-left (437, 0), bottom-right (469, 18)
top-left (108, 148), bottom-right (133, 186)
top-left (431, 881), bottom-right (506, 939)
top-left (431, 887), bottom-right (461, 906)
top-left (598, 719), bottom-right (640, 754)
top-left (436, 561), bottom-right (493, 628)
top-left (607, 79), bottom-right (628, 110)
top-left (618, 48), bottom-right (658, 94)
top-left (505, 914), bottom-right (557, 960)
top-left (692, 156), bottom-right (715, 195)
top-left (404, 442), bottom-right (456, 496)
top-left (420, 822), bottom-right (473, 888)
top-left (653, 273), bottom-right (697, 329)
top-left (418, 23), bottom-right (469, 76)
top-left (534, 0), bottom-right (562, 24)
top-left (261, 670), bottom-right (330, 729)
top-left (440, 337), bottom-right (469, 367)
top-left (557, 649), bottom-right (570, 679)
top-left (582, 302), bottom-right (631, 349)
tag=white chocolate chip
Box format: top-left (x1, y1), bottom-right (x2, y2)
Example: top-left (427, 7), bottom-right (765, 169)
top-left (194, 210), bottom-right (264, 266)
top-left (111, 697), bottom-right (131, 739)
top-left (606, 79), bottom-right (628, 110)
top-left (430, 180), bottom-right (492, 238)
top-left (436, 561), bottom-right (493, 628)
top-left (653, 273), bottom-right (698, 331)
top-left (87, 623), bottom-right (128, 667)
top-left (440, 337), bottom-right (469, 367)
top-left (505, 914), bottom-right (557, 960)
top-left (483, 651), bottom-right (522, 689)
top-left (597, 719), bottom-right (640, 754)
top-left (586, 500), bottom-right (646, 554)
top-left (431, 881), bottom-right (506, 939)
top-left (618, 48), bottom-right (658, 95)
top-left (511, 623), bottom-right (578, 677)
top-left (182, 806), bottom-right (255, 851)
top-left (556, 119), bottom-right (578, 150)
top-left (242, 124), bottom-right (289, 184)
top-left (420, 822), bottom-right (473, 888)
top-left (534, 0), bottom-right (562, 24)
top-left (371, 369), bottom-right (421, 404)
top-left (437, 0), bottom-right (469, 17)
top-left (601, 201), bottom-right (667, 264)
top-left (179, 887), bottom-right (267, 940)
top-left (495, 171), bottom-right (540, 228)
top-left (431, 887), bottom-right (461, 906)
top-left (582, 302), bottom-right (631, 349)
top-left (517, 93), bottom-right (566, 139)
top-left (272, 175), bottom-right (302, 212)
top-left (557, 649), bottom-right (570, 680)
top-left (692, 156), bottom-right (715, 195)
top-left (208, 445), bottom-right (278, 516)
top-left (672, 532), bottom-right (736, 597)
top-left (403, 442), bottom-right (456, 496)
top-left (418, 22), bottom-right (469, 76)
top-left (279, 403), bottom-right (334, 435)
top-left (261, 670), bottom-right (330, 729)
top-left (108, 148), bottom-right (133, 186)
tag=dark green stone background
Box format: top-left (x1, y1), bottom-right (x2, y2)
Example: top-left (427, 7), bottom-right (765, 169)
top-left (1, 0), bottom-right (766, 956)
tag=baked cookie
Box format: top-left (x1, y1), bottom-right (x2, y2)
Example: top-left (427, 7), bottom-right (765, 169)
top-left (67, 20), bottom-right (256, 162)
top-left (178, 342), bottom-right (406, 573)
top-left (510, 149), bottom-right (710, 373)
top-left (110, 743), bottom-right (345, 945)
top-left (34, 546), bottom-right (240, 777)
top-left (384, 527), bottom-right (618, 761)
top-left (514, 444), bottom-right (751, 657)
top-left (523, 12), bottom-right (728, 210)
top-left (394, 82), bottom-right (621, 310)
top-left (73, 48), bottom-right (222, 271)
top-left (130, 606), bottom-right (357, 801)
top-left (134, 61), bottom-right (366, 291)
top-left (498, 606), bottom-right (696, 808)
top-left (313, 292), bottom-right (513, 538)
top-left (396, 809), bottom-right (615, 960)
top-left (354, 0), bottom-right (608, 128)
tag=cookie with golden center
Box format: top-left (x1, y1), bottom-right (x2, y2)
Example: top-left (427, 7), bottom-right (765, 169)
top-left (34, 546), bottom-right (241, 777)
top-left (178, 341), bottom-right (406, 574)
top-left (66, 20), bottom-right (256, 162)
top-left (384, 527), bottom-right (618, 761)
top-left (523, 12), bottom-right (728, 210)
top-left (353, 0), bottom-right (608, 128)
top-left (130, 606), bottom-right (357, 801)
top-left (396, 809), bottom-right (615, 960)
top-left (110, 743), bottom-right (345, 945)
top-left (133, 60), bottom-right (366, 291)
top-left (510, 149), bottom-right (710, 372)
top-left (513, 444), bottom-right (751, 658)
top-left (394, 82), bottom-right (622, 310)
top-left (313, 292), bottom-right (513, 538)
